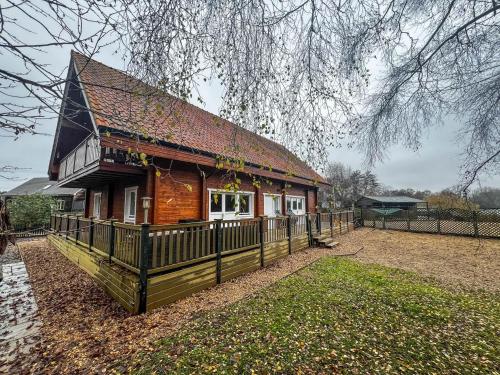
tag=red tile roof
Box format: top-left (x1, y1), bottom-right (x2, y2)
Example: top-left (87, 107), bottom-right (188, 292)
top-left (71, 51), bottom-right (325, 183)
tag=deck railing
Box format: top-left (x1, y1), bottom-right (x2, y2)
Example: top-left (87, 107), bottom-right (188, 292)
top-left (50, 211), bottom-right (353, 311)
top-left (58, 134), bottom-right (100, 181)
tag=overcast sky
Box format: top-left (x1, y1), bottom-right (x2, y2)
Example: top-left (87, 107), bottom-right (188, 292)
top-left (1, 47), bottom-right (499, 193)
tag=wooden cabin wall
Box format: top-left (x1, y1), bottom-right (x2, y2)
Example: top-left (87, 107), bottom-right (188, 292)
top-left (87, 175), bottom-right (147, 223)
top-left (85, 161), bottom-right (317, 224)
top-left (154, 162), bottom-right (202, 225)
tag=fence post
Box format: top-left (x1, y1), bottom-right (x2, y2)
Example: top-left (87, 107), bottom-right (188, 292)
top-left (317, 212), bottom-right (321, 235)
top-left (306, 213), bottom-right (312, 246)
top-left (215, 219), bottom-right (223, 283)
top-left (437, 209), bottom-right (441, 234)
top-left (88, 217), bottom-right (94, 251)
top-left (108, 219), bottom-right (117, 263)
top-left (382, 214), bottom-right (386, 230)
top-left (407, 209), bottom-right (411, 231)
top-left (473, 211), bottom-right (479, 237)
top-left (138, 223), bottom-right (151, 314)
top-left (287, 216), bottom-right (292, 255)
top-left (65, 215), bottom-right (69, 240)
top-left (75, 216), bottom-right (80, 244)
top-left (346, 212), bottom-right (350, 232)
top-left (259, 216), bottom-right (265, 267)
top-left (329, 212), bottom-right (333, 238)
top-left (360, 208), bottom-right (364, 227)
top-left (339, 213), bottom-right (343, 234)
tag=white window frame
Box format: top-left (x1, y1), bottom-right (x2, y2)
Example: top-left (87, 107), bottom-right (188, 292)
top-left (93, 192), bottom-right (102, 219)
top-left (208, 189), bottom-right (255, 220)
top-left (55, 199), bottom-right (65, 211)
top-left (124, 186), bottom-right (138, 224)
top-left (286, 195), bottom-right (306, 215)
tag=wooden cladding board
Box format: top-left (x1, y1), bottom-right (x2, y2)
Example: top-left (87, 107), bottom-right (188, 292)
top-left (263, 239), bottom-right (289, 265)
top-left (48, 234), bottom-right (140, 313)
top-left (221, 247), bottom-right (260, 283)
top-left (146, 260), bottom-right (217, 311)
top-left (291, 233), bottom-right (309, 253)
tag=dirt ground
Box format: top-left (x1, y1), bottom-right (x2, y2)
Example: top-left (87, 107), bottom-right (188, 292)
top-left (339, 228), bottom-right (500, 292)
top-left (6, 230), bottom-right (500, 373)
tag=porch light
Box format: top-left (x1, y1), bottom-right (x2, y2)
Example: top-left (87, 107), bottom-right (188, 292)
top-left (142, 196), bottom-right (152, 224)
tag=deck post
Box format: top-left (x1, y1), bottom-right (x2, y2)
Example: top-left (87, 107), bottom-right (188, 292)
top-left (472, 211), bottom-right (479, 237)
top-left (139, 223), bottom-right (151, 313)
top-left (317, 212), bottom-right (321, 235)
top-left (259, 216), bottom-right (265, 267)
top-left (286, 216), bottom-right (292, 255)
top-left (65, 215), bottom-right (69, 240)
top-left (88, 217), bottom-right (94, 251)
top-left (306, 213), bottom-right (312, 246)
top-left (329, 212), bottom-right (333, 238)
top-left (108, 219), bottom-right (117, 263)
top-left (75, 216), bottom-right (80, 244)
top-left (215, 219), bottom-right (223, 283)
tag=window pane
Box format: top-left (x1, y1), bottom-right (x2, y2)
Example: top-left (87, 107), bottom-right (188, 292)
top-left (210, 192), bottom-right (222, 212)
top-left (225, 194), bottom-right (236, 212)
top-left (298, 199), bottom-right (303, 210)
top-left (292, 199), bottom-right (298, 210)
top-left (273, 197), bottom-right (280, 213)
top-left (286, 198), bottom-right (291, 210)
top-left (129, 191), bottom-right (136, 216)
top-left (239, 194), bottom-right (250, 214)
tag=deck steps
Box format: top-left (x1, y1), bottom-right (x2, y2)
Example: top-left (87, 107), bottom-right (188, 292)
top-left (314, 235), bottom-right (339, 248)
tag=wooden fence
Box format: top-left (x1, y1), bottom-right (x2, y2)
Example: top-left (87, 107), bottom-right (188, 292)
top-left (358, 207), bottom-right (500, 239)
top-left (48, 211), bottom-right (354, 313)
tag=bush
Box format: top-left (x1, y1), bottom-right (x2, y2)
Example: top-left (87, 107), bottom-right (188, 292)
top-left (8, 194), bottom-right (55, 228)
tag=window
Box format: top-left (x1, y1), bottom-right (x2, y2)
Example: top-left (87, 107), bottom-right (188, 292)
top-left (124, 186), bottom-right (138, 223)
top-left (286, 196), bottom-right (306, 215)
top-left (239, 194), bottom-right (251, 214)
top-left (209, 190), bottom-right (254, 219)
top-left (93, 193), bottom-right (102, 219)
top-left (55, 199), bottom-right (65, 211)
top-left (225, 194), bottom-right (237, 212)
top-left (210, 192), bottom-right (222, 212)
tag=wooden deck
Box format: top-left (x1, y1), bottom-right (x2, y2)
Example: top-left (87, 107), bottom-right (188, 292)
top-left (49, 212), bottom-right (354, 314)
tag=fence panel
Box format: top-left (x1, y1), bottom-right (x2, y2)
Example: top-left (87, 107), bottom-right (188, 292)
top-left (264, 217), bottom-right (288, 243)
top-left (359, 207), bottom-right (500, 238)
top-left (93, 220), bottom-right (111, 254)
top-left (309, 214), bottom-right (318, 235)
top-left (221, 219), bottom-right (260, 252)
top-left (149, 222), bottom-right (217, 269)
top-left (291, 215), bottom-right (307, 236)
top-left (114, 223), bottom-right (141, 268)
top-left (77, 217), bottom-right (91, 246)
top-left (67, 216), bottom-right (78, 240)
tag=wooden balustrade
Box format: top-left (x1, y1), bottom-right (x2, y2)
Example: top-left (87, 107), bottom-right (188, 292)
top-left (58, 134), bottom-right (100, 181)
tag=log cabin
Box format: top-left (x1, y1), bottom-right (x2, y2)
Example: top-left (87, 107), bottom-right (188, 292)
top-left (48, 52), bottom-right (328, 225)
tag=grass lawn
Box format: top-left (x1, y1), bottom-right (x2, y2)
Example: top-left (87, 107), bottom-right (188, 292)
top-left (135, 257), bottom-right (499, 374)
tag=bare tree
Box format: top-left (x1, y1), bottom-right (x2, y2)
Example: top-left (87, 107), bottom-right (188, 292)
top-left (1, 0), bottom-right (499, 187)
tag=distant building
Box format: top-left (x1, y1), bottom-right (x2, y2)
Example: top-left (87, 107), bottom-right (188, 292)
top-left (356, 195), bottom-right (425, 212)
top-left (2, 177), bottom-right (85, 212)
